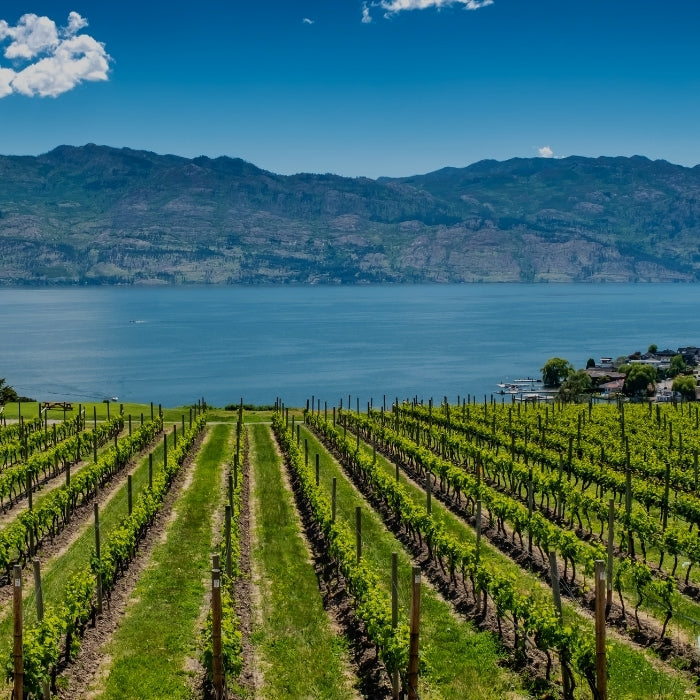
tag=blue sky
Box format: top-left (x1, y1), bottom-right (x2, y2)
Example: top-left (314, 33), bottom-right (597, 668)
top-left (0, 1), bottom-right (698, 178)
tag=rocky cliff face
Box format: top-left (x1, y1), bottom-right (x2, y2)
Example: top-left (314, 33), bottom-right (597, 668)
top-left (1, 145), bottom-right (699, 284)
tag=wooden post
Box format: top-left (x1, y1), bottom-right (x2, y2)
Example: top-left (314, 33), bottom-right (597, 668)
top-left (607, 498), bottom-right (614, 615)
top-left (426, 471), bottom-right (432, 515)
top-left (33, 558), bottom-right (50, 700)
top-left (228, 473), bottom-right (234, 510)
top-left (332, 478), bottom-right (337, 523)
top-left (356, 507), bottom-right (362, 563)
top-left (625, 468), bottom-right (633, 557)
top-left (549, 551), bottom-right (562, 617)
top-left (211, 557), bottom-right (224, 700)
top-left (150, 401), bottom-right (154, 420)
top-left (407, 567), bottom-right (421, 700)
top-left (95, 503), bottom-right (103, 615)
top-left (391, 552), bottom-right (399, 700)
top-left (127, 475), bottom-right (133, 516)
top-left (128, 414), bottom-right (132, 436)
top-left (662, 461), bottom-right (671, 531)
top-left (93, 432), bottom-right (98, 464)
top-left (475, 499), bottom-right (482, 564)
top-left (549, 551), bottom-right (573, 698)
top-left (13, 564), bottom-right (22, 700)
top-left (33, 559), bottom-right (44, 622)
top-left (93, 405), bottom-right (97, 431)
top-left (527, 467), bottom-right (534, 556)
top-left (224, 505), bottom-right (233, 578)
top-left (595, 560), bottom-right (607, 700)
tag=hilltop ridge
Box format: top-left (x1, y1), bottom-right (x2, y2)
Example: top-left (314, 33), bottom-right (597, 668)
top-left (1, 145), bottom-right (699, 285)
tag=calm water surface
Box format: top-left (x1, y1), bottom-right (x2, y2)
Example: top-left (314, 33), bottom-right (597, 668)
top-left (1, 284), bottom-right (697, 407)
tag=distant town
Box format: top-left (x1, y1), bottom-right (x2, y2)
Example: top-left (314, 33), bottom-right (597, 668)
top-left (503, 345), bottom-right (700, 403)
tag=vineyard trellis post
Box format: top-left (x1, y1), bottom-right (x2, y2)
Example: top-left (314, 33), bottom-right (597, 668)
top-left (332, 478), bottom-right (337, 522)
top-left (595, 559), bottom-right (608, 700)
top-left (549, 551), bottom-right (573, 698)
top-left (95, 502), bottom-right (103, 615)
top-left (407, 566), bottom-right (421, 700)
top-left (13, 564), bottom-right (22, 700)
top-left (606, 499), bottom-right (614, 616)
top-left (391, 552), bottom-right (399, 700)
top-left (426, 472), bottom-right (432, 515)
top-left (33, 559), bottom-right (50, 700)
top-left (225, 504), bottom-right (233, 577)
top-left (211, 555), bottom-right (225, 700)
top-left (475, 499), bottom-right (482, 564)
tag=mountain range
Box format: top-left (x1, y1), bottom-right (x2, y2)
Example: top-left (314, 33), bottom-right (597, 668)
top-left (1, 144), bottom-right (699, 285)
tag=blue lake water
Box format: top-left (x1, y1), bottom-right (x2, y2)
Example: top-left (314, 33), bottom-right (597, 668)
top-left (0, 284), bottom-right (698, 408)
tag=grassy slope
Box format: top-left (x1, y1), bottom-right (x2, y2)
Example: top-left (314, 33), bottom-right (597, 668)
top-left (248, 422), bottom-right (358, 699)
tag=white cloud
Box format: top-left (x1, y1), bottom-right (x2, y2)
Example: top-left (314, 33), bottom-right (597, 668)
top-left (0, 66), bottom-right (14, 97)
top-left (362, 3), bottom-right (373, 23)
top-left (377, 0), bottom-right (494, 17)
top-left (538, 146), bottom-right (554, 158)
top-left (0, 11), bottom-right (110, 98)
top-left (302, 17), bottom-right (314, 25)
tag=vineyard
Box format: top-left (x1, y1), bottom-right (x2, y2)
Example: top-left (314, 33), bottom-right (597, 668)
top-left (1, 396), bottom-right (700, 698)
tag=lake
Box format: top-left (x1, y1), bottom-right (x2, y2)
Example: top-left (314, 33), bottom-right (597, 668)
top-left (0, 284), bottom-right (697, 408)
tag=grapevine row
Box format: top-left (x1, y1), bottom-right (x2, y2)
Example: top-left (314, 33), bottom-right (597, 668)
top-left (343, 407), bottom-right (688, 640)
top-left (0, 415), bottom-right (163, 580)
top-left (304, 410), bottom-right (598, 697)
top-left (14, 413), bottom-right (207, 697)
top-left (0, 414), bottom-right (125, 511)
top-left (272, 412), bottom-right (410, 678)
top-left (389, 405), bottom-right (700, 581)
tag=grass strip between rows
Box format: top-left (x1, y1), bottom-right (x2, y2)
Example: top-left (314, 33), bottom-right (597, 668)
top-left (251, 421), bottom-right (359, 699)
top-left (93, 422), bottom-right (229, 699)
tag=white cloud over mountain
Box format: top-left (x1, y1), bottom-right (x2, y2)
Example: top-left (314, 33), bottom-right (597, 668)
top-left (0, 11), bottom-right (110, 98)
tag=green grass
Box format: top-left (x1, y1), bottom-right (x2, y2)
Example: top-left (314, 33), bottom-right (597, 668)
top-left (92, 423), bottom-right (230, 700)
top-left (319, 420), bottom-right (696, 700)
top-left (298, 425), bottom-right (528, 700)
top-left (248, 422), bottom-right (358, 699)
top-left (0, 400), bottom-right (199, 427)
